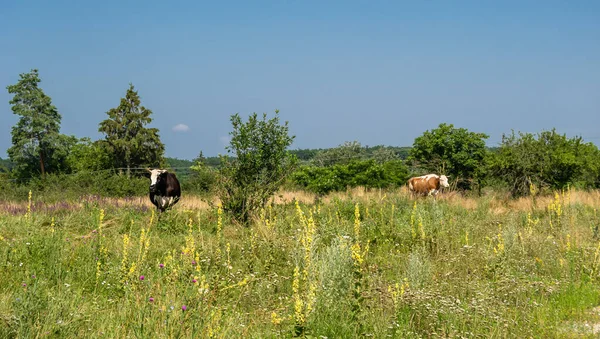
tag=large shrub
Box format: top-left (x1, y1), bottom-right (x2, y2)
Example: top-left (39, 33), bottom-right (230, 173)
top-left (218, 110), bottom-right (297, 224)
top-left (408, 123), bottom-right (489, 190)
top-left (488, 129), bottom-right (600, 196)
top-left (292, 159), bottom-right (409, 196)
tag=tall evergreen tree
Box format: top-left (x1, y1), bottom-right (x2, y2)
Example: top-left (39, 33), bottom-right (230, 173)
top-left (6, 69), bottom-right (72, 180)
top-left (98, 84), bottom-right (165, 177)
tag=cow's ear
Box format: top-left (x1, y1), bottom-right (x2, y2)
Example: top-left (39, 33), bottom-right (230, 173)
top-left (146, 168), bottom-right (152, 173)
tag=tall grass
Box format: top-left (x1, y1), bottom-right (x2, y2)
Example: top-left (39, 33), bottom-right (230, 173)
top-left (1, 188), bottom-right (600, 337)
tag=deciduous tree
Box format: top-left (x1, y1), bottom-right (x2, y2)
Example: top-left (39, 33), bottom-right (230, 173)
top-left (408, 123), bottom-right (489, 190)
top-left (489, 129), bottom-right (600, 196)
top-left (219, 110), bottom-right (296, 224)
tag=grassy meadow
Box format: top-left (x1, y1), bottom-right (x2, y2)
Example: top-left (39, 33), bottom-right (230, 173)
top-left (1, 188), bottom-right (600, 338)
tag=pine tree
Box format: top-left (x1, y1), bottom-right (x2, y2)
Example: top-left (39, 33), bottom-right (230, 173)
top-left (6, 69), bottom-right (72, 180)
top-left (98, 84), bottom-right (165, 177)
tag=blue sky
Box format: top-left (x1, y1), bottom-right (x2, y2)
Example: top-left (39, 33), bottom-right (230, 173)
top-left (1, 1), bottom-right (599, 159)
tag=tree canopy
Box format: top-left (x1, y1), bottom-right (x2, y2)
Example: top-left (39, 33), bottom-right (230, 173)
top-left (98, 84), bottom-right (165, 176)
top-left (489, 129), bottom-right (600, 196)
top-left (408, 123), bottom-right (489, 189)
top-left (6, 69), bottom-right (74, 180)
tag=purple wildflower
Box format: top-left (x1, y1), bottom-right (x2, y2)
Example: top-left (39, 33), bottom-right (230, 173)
top-left (182, 305), bottom-right (187, 311)
top-left (22, 283), bottom-right (26, 287)
top-left (159, 263), bottom-right (164, 268)
top-left (192, 261), bottom-right (197, 266)
top-left (192, 279), bottom-right (197, 283)
top-left (139, 275), bottom-right (145, 281)
top-left (149, 297), bottom-right (154, 302)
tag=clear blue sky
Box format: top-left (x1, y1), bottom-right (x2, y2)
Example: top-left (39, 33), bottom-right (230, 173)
top-left (1, 0), bottom-right (599, 159)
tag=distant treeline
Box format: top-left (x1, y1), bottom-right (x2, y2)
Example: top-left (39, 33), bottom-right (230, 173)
top-left (167, 145), bottom-right (502, 168)
top-left (164, 145), bottom-right (414, 169)
top-left (3, 69), bottom-right (598, 202)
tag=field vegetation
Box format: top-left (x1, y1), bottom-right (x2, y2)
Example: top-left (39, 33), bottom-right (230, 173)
top-left (2, 187), bottom-right (600, 337)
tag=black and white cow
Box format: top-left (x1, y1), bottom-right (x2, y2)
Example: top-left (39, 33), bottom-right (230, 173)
top-left (147, 168), bottom-right (181, 212)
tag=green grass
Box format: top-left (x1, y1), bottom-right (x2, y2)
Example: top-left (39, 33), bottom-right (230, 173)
top-left (1, 190), bottom-right (600, 337)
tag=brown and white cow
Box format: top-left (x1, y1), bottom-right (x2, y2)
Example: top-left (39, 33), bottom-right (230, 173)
top-left (407, 174), bottom-right (450, 197)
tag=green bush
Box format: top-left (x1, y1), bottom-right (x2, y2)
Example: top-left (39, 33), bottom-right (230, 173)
top-left (488, 129), bottom-right (600, 196)
top-left (218, 111), bottom-right (296, 224)
top-left (182, 166), bottom-right (217, 194)
top-left (292, 159), bottom-right (410, 195)
top-left (0, 172), bottom-right (149, 202)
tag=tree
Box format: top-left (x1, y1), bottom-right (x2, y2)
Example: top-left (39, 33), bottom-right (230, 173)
top-left (219, 110), bottom-right (297, 224)
top-left (6, 69), bottom-right (74, 180)
top-left (187, 151), bottom-right (217, 193)
top-left (98, 84), bottom-right (164, 176)
top-left (371, 146), bottom-right (400, 164)
top-left (489, 129), bottom-right (600, 197)
top-left (65, 138), bottom-right (112, 172)
top-left (312, 141), bottom-right (366, 167)
top-left (408, 123), bottom-right (489, 190)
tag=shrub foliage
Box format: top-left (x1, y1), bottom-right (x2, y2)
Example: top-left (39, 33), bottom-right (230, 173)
top-left (218, 110), bottom-right (296, 223)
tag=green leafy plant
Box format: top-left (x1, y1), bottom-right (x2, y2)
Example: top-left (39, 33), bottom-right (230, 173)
top-left (218, 110), bottom-right (296, 224)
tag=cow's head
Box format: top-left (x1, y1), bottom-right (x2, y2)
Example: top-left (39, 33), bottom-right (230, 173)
top-left (439, 175), bottom-right (450, 188)
top-left (147, 168), bottom-right (168, 192)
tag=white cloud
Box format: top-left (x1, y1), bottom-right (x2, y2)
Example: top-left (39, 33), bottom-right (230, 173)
top-left (172, 124), bottom-right (190, 132)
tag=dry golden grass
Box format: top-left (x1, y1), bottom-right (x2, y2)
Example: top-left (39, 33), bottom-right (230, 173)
top-left (1, 187), bottom-right (599, 215)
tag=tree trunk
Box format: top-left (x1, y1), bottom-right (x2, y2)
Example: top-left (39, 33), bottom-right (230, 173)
top-left (39, 149), bottom-right (46, 179)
